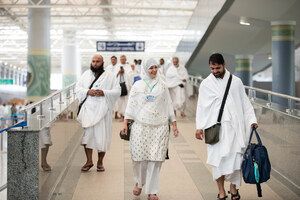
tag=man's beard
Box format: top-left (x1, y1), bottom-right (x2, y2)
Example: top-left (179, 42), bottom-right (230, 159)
top-left (213, 68), bottom-right (225, 78)
top-left (90, 63), bottom-right (104, 74)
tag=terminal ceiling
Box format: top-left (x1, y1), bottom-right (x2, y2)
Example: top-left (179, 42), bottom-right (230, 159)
top-left (0, 0), bottom-right (198, 72)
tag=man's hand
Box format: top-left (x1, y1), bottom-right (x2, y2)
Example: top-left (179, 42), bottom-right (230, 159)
top-left (88, 89), bottom-right (104, 96)
top-left (117, 68), bottom-right (125, 76)
top-left (195, 129), bottom-right (204, 140)
top-left (87, 89), bottom-right (97, 96)
top-left (182, 79), bottom-right (187, 82)
top-left (251, 123), bottom-right (258, 129)
top-left (95, 89), bottom-right (104, 96)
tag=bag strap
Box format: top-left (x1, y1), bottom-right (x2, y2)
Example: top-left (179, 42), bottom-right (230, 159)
top-left (248, 127), bottom-right (263, 146)
top-left (256, 183), bottom-right (262, 197)
top-left (120, 73), bottom-right (125, 83)
top-left (217, 74), bottom-right (232, 123)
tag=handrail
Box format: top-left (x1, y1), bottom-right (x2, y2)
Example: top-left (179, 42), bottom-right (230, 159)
top-left (188, 75), bottom-right (300, 116)
top-left (20, 82), bottom-right (76, 122)
top-left (21, 82), bottom-right (76, 112)
top-left (244, 86), bottom-right (300, 102)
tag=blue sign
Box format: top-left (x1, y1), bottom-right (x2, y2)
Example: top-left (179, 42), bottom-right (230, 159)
top-left (96, 41), bottom-right (145, 52)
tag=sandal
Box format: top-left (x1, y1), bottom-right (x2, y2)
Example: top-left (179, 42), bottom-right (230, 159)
top-left (148, 194), bottom-right (159, 200)
top-left (97, 166), bottom-right (105, 172)
top-left (81, 164), bottom-right (94, 172)
top-left (228, 189), bottom-right (240, 200)
top-left (41, 164), bottom-right (51, 172)
top-left (217, 194), bottom-right (228, 200)
top-left (133, 183), bottom-right (142, 196)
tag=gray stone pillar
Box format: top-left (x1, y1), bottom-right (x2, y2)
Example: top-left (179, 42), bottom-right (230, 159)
top-left (235, 55), bottom-right (253, 86)
top-left (271, 21), bottom-right (296, 106)
top-left (27, 0), bottom-right (51, 102)
top-left (62, 30), bottom-right (80, 88)
top-left (7, 130), bottom-right (39, 200)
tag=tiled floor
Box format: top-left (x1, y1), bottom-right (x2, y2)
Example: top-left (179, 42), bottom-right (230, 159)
top-left (1, 103), bottom-right (299, 200)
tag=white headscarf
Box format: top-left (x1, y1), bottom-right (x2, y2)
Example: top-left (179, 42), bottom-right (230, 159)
top-left (140, 58), bottom-right (160, 84)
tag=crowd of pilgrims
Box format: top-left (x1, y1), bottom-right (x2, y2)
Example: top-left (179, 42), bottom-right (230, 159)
top-left (74, 53), bottom-right (257, 200)
top-left (105, 55), bottom-right (193, 121)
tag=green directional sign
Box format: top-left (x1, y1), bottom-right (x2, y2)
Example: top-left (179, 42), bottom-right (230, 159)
top-left (0, 79), bottom-right (13, 85)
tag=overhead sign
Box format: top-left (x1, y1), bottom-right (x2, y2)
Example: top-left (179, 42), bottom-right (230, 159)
top-left (96, 41), bottom-right (145, 52)
top-left (0, 79), bottom-right (13, 85)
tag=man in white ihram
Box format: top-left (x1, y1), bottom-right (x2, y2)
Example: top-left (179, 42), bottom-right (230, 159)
top-left (76, 55), bottom-right (121, 172)
top-left (166, 57), bottom-right (189, 117)
top-left (116, 55), bottom-right (131, 121)
top-left (195, 53), bottom-right (258, 200)
top-left (106, 55), bottom-right (122, 119)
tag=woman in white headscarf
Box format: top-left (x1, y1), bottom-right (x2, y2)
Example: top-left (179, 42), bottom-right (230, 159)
top-left (122, 58), bottom-right (178, 200)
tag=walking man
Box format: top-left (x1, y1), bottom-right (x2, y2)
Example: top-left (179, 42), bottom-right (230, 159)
top-left (166, 57), bottom-right (188, 117)
top-left (195, 53), bottom-right (258, 200)
top-left (76, 54), bottom-right (121, 172)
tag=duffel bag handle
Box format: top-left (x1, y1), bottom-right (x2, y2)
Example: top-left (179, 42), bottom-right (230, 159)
top-left (248, 127), bottom-right (263, 147)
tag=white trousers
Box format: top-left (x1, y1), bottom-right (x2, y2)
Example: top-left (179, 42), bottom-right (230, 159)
top-left (132, 161), bottom-right (162, 194)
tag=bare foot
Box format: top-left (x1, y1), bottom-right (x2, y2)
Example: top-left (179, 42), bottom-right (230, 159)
top-left (81, 163), bottom-right (94, 172)
top-left (133, 183), bottom-right (142, 196)
top-left (181, 112), bottom-right (186, 117)
top-left (41, 164), bottom-right (51, 171)
top-left (148, 194), bottom-right (159, 200)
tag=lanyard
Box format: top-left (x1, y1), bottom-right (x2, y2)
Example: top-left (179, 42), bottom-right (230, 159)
top-left (143, 79), bottom-right (157, 92)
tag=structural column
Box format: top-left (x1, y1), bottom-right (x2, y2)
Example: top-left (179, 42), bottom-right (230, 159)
top-left (62, 30), bottom-right (80, 88)
top-left (235, 55), bottom-right (253, 86)
top-left (271, 21), bottom-right (296, 105)
top-left (0, 63), bottom-right (2, 79)
top-left (27, 0), bottom-right (51, 102)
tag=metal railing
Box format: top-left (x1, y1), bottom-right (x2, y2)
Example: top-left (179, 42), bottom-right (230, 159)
top-left (0, 82), bottom-right (77, 195)
top-left (20, 82), bottom-right (77, 130)
top-left (188, 75), bottom-right (300, 117)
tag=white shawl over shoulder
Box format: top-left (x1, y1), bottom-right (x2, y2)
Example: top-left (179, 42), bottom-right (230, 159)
top-left (75, 70), bottom-right (121, 128)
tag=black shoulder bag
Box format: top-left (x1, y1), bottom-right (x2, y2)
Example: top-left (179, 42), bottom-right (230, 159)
top-left (205, 74), bottom-right (232, 145)
top-left (120, 74), bottom-right (128, 96)
top-left (77, 75), bottom-right (101, 116)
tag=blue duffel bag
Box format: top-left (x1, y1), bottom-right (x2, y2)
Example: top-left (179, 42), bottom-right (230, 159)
top-left (242, 127), bottom-right (271, 197)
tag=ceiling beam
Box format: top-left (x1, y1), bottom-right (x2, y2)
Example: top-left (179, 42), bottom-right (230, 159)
top-left (0, 14), bottom-right (191, 18)
top-left (0, 4), bottom-right (195, 11)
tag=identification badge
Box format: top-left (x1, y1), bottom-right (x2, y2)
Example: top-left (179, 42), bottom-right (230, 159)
top-left (146, 95), bottom-right (155, 102)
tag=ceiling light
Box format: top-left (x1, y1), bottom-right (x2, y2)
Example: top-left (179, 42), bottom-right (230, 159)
top-left (268, 55), bottom-right (272, 60)
top-left (240, 16), bottom-right (250, 26)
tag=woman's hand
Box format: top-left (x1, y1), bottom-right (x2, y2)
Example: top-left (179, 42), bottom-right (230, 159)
top-left (122, 119), bottom-right (128, 135)
top-left (172, 121), bottom-right (179, 138)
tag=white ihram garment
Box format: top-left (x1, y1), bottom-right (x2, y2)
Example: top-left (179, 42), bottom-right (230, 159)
top-left (116, 64), bottom-right (131, 115)
top-left (196, 70), bottom-right (257, 185)
top-left (76, 70), bottom-right (120, 152)
top-left (166, 64), bottom-right (189, 111)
